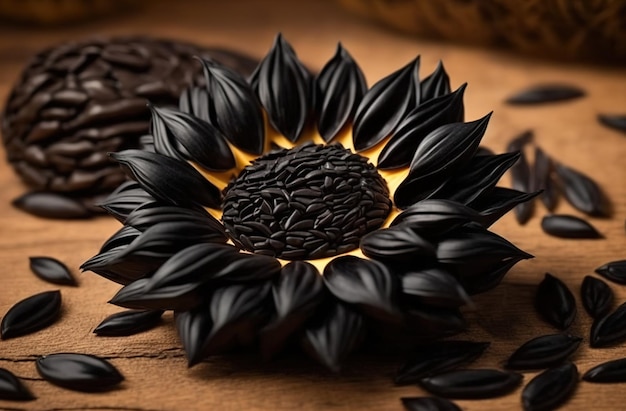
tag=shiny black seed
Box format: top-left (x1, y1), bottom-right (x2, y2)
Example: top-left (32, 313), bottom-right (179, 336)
top-left (315, 43), bottom-right (367, 142)
top-left (583, 358), bottom-right (626, 383)
top-left (149, 105), bottom-right (236, 171)
top-left (535, 273), bottom-right (576, 330)
top-left (555, 163), bottom-right (610, 217)
top-left (420, 60), bottom-right (451, 102)
top-left (598, 114), bottom-right (626, 134)
top-left (469, 187), bottom-right (540, 227)
top-left (252, 34), bottom-right (312, 142)
top-left (0, 368), bottom-right (35, 401)
top-left (401, 396), bottom-right (460, 411)
top-left (394, 113), bottom-right (492, 209)
top-left (506, 84), bottom-right (585, 104)
top-left (199, 60), bottom-right (265, 154)
top-left (29, 256), bottom-right (77, 286)
top-left (420, 369), bottom-right (523, 399)
top-left (595, 260), bottom-right (626, 285)
top-left (401, 268), bottom-right (470, 308)
top-left (360, 225), bottom-right (435, 263)
top-left (93, 310), bottom-right (163, 336)
top-left (505, 334), bottom-right (582, 370)
top-left (352, 57), bottom-right (419, 151)
top-left (175, 302), bottom-right (213, 367)
top-left (12, 191), bottom-right (92, 219)
top-left (581, 275), bottom-right (613, 319)
top-left (110, 150), bottom-right (221, 209)
top-left (301, 302), bottom-right (363, 372)
top-left (394, 341), bottom-right (490, 385)
top-left (590, 302), bottom-right (626, 347)
top-left (323, 255), bottom-right (399, 320)
top-left (36, 353), bottom-right (124, 392)
top-left (1, 290), bottom-right (62, 339)
top-left (521, 362), bottom-right (578, 411)
top-left (506, 130), bottom-right (534, 224)
top-left (533, 146), bottom-right (558, 211)
top-left (377, 83), bottom-right (466, 170)
top-left (541, 214), bottom-right (602, 239)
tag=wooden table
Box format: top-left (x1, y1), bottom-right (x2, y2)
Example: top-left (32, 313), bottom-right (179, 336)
top-left (1, 1), bottom-right (626, 409)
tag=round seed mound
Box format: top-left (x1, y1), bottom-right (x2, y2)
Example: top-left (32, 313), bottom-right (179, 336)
top-left (222, 143), bottom-right (391, 260)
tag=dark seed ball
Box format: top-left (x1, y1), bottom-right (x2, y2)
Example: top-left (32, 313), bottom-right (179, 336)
top-left (1, 36), bottom-right (257, 206)
top-left (222, 143), bottom-right (392, 260)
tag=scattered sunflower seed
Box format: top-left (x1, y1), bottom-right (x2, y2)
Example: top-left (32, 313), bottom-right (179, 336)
top-left (590, 302), bottom-right (626, 347)
top-left (521, 362), bottom-right (578, 411)
top-left (505, 334), bottom-right (582, 370)
top-left (401, 396), bottom-right (461, 411)
top-left (534, 273), bottom-right (576, 330)
top-left (540, 214), bottom-right (602, 239)
top-left (505, 84), bottom-right (585, 105)
top-left (1, 290), bottom-right (62, 340)
top-left (0, 368), bottom-right (35, 401)
top-left (581, 275), bottom-right (613, 319)
top-left (36, 353), bottom-right (124, 392)
top-left (12, 191), bottom-right (92, 219)
top-left (420, 369), bottom-right (523, 399)
top-left (597, 114), bottom-right (626, 134)
top-left (595, 260), bottom-right (626, 285)
top-left (29, 256), bottom-right (77, 286)
top-left (532, 146), bottom-right (558, 211)
top-left (555, 163), bottom-right (610, 217)
top-left (507, 130), bottom-right (534, 224)
top-left (583, 358), bottom-right (626, 383)
top-left (93, 310), bottom-right (164, 336)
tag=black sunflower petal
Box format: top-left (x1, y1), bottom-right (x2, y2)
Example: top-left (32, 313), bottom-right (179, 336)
top-left (109, 277), bottom-right (205, 311)
top-left (149, 106), bottom-right (236, 171)
top-left (301, 301), bottom-right (364, 372)
top-left (93, 309), bottom-right (163, 337)
top-left (98, 226), bottom-right (141, 254)
top-left (469, 187), bottom-right (541, 226)
top-left (199, 60), bottom-right (265, 154)
top-left (394, 113), bottom-right (492, 209)
top-left (401, 268), bottom-right (470, 308)
top-left (377, 83), bottom-right (466, 170)
top-left (428, 152), bottom-right (521, 204)
top-left (323, 255), bottom-right (400, 320)
top-left (315, 43), bottom-right (367, 142)
top-left (455, 257), bottom-right (521, 295)
top-left (390, 199), bottom-right (487, 232)
top-left (125, 201), bottom-right (224, 235)
top-left (404, 305), bottom-right (466, 338)
top-left (179, 87), bottom-right (211, 123)
top-left (352, 57), bottom-right (419, 151)
top-left (253, 34), bottom-right (312, 142)
top-left (81, 245), bottom-right (163, 285)
top-left (109, 149), bottom-right (221, 209)
top-left (261, 261), bottom-right (325, 359)
top-left (175, 303), bottom-right (213, 367)
top-left (360, 225), bottom-right (436, 263)
top-left (98, 182), bottom-right (155, 222)
top-left (420, 60), bottom-right (452, 102)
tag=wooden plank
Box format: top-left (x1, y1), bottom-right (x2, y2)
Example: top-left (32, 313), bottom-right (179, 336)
top-left (0, 0), bottom-right (626, 409)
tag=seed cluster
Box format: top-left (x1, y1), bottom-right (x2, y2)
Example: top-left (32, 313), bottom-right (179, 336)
top-left (222, 143), bottom-right (391, 260)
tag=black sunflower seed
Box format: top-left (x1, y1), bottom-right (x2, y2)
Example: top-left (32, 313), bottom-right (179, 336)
top-left (521, 362), bottom-right (578, 411)
top-left (199, 60), bottom-right (265, 154)
top-left (12, 191), bottom-right (92, 219)
top-left (377, 83), bottom-right (466, 170)
top-left (394, 340), bottom-right (490, 385)
top-left (535, 273), bottom-right (576, 330)
top-left (323, 255), bottom-right (399, 320)
top-left (401, 268), bottom-right (470, 308)
top-left (420, 369), bottom-right (523, 399)
top-left (360, 225), bottom-right (436, 263)
top-left (93, 310), bottom-right (163, 336)
top-left (595, 260), bottom-right (626, 285)
top-left (506, 130), bottom-right (534, 224)
top-left (394, 113), bottom-right (492, 208)
top-left (469, 187), bottom-right (541, 227)
top-left (598, 114), bottom-right (626, 133)
top-left (109, 149), bottom-right (221, 209)
top-left (420, 60), bottom-right (451, 102)
top-left (301, 302), bottom-right (364, 372)
top-left (175, 302), bottom-right (213, 367)
top-left (505, 334), bottom-right (582, 370)
top-left (505, 84), bottom-right (585, 105)
top-left (1, 290), bottom-right (62, 339)
top-left (29, 256), bottom-right (77, 286)
top-left (98, 182), bottom-right (155, 222)
top-left (261, 261), bottom-right (324, 359)
top-left (352, 57), bottom-right (419, 151)
top-left (581, 276), bottom-right (613, 319)
top-left (315, 43), bottom-right (367, 142)
top-left (252, 34), bottom-right (312, 142)
top-left (390, 199), bottom-right (487, 232)
top-left (583, 358), bottom-right (626, 383)
top-left (149, 105), bottom-right (236, 171)
top-left (540, 214), bottom-right (603, 239)
top-left (401, 396), bottom-right (460, 411)
top-left (36, 353), bottom-right (124, 392)
top-left (555, 163), bottom-right (610, 217)
top-left (0, 368), bottom-right (35, 401)
top-left (590, 302), bottom-right (626, 347)
top-left (533, 146), bottom-right (558, 211)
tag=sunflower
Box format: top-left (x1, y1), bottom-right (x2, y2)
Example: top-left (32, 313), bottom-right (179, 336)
top-left (82, 34), bottom-right (534, 371)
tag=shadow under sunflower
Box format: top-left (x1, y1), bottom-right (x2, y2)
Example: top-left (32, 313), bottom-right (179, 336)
top-left (81, 34), bottom-right (537, 371)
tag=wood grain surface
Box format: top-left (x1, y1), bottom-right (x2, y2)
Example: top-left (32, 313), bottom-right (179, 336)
top-left (1, 1), bottom-right (626, 410)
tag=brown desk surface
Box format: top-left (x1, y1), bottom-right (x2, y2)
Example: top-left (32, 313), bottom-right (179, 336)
top-left (1, 1), bottom-right (626, 410)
